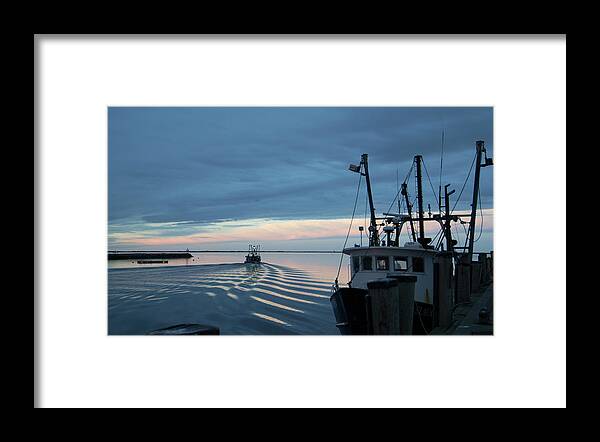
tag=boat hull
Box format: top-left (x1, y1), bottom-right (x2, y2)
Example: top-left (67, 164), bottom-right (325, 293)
top-left (330, 287), bottom-right (370, 335)
top-left (331, 288), bottom-right (433, 335)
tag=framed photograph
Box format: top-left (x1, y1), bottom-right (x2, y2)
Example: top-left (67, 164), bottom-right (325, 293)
top-left (35, 35), bottom-right (566, 408)
top-left (107, 106), bottom-right (494, 337)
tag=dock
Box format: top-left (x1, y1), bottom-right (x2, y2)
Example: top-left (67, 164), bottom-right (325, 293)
top-left (432, 282), bottom-right (493, 335)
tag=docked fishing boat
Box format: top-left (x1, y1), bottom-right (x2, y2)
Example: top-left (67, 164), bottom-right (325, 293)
top-left (244, 244), bottom-right (262, 264)
top-left (331, 141), bottom-right (492, 335)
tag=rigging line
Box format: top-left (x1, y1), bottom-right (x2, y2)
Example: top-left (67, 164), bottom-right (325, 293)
top-left (439, 130), bottom-right (445, 199)
top-left (422, 158), bottom-right (440, 208)
top-left (396, 167), bottom-right (402, 218)
top-left (430, 227), bottom-right (444, 249)
top-left (474, 186), bottom-right (484, 243)
top-left (430, 225), bottom-right (442, 243)
top-left (336, 172), bottom-right (363, 283)
top-left (384, 189), bottom-right (402, 217)
top-left (435, 229), bottom-right (446, 250)
top-left (403, 161), bottom-right (415, 185)
top-left (415, 304), bottom-right (431, 335)
top-left (451, 151), bottom-right (478, 213)
top-left (435, 221), bottom-right (447, 249)
top-left (461, 221), bottom-right (470, 251)
top-left (452, 223), bottom-right (460, 246)
top-left (364, 181), bottom-right (368, 231)
top-left (384, 161), bottom-right (415, 217)
top-left (396, 168), bottom-right (399, 204)
top-left (386, 160), bottom-right (415, 216)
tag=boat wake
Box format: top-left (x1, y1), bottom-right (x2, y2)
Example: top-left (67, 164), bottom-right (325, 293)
top-left (108, 262), bottom-right (338, 335)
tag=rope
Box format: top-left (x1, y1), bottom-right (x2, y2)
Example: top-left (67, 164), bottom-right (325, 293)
top-left (335, 172), bottom-right (362, 285)
top-left (462, 221), bottom-right (470, 251)
top-left (439, 130), bottom-right (445, 204)
top-left (451, 151), bottom-right (477, 213)
top-left (422, 158), bottom-right (439, 210)
top-left (363, 182), bottom-right (368, 237)
top-left (383, 161), bottom-right (414, 218)
top-left (474, 186), bottom-right (484, 243)
top-left (429, 226), bottom-right (444, 250)
top-left (415, 303), bottom-right (431, 335)
top-left (435, 229), bottom-right (446, 250)
top-left (452, 223), bottom-right (461, 247)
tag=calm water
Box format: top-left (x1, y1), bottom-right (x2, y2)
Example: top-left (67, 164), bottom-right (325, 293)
top-left (108, 253), bottom-right (350, 335)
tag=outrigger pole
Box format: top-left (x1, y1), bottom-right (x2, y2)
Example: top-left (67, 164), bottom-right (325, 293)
top-left (361, 154), bottom-right (379, 246)
top-left (443, 184), bottom-right (456, 252)
top-left (415, 155), bottom-right (430, 248)
top-left (401, 182), bottom-right (417, 243)
top-left (349, 154), bottom-right (379, 246)
top-left (466, 140), bottom-right (493, 261)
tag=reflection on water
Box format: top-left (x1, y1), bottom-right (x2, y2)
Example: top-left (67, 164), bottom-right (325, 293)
top-left (108, 253), bottom-right (348, 335)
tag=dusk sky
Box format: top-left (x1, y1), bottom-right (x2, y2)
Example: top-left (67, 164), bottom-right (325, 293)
top-left (108, 107), bottom-right (493, 251)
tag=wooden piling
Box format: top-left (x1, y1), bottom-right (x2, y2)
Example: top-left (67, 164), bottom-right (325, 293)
top-left (434, 253), bottom-right (454, 328)
top-left (367, 276), bottom-right (416, 335)
top-left (396, 276), bottom-right (417, 335)
top-left (455, 258), bottom-right (471, 304)
top-left (478, 253), bottom-right (492, 285)
top-left (367, 279), bottom-right (399, 334)
top-left (471, 261), bottom-right (483, 293)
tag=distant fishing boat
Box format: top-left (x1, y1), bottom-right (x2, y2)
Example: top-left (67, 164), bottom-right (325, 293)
top-left (331, 141), bottom-right (493, 334)
top-left (245, 244), bottom-right (262, 264)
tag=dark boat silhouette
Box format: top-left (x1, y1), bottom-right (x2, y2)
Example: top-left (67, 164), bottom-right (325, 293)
top-left (244, 244), bottom-right (262, 264)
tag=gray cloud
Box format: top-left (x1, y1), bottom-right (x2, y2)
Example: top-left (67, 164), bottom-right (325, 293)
top-left (109, 107), bottom-right (493, 225)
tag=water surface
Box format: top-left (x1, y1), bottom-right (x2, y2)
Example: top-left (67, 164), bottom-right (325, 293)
top-left (108, 253), bottom-right (349, 335)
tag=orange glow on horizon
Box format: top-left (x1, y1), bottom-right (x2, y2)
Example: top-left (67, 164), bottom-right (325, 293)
top-left (110, 209), bottom-right (493, 247)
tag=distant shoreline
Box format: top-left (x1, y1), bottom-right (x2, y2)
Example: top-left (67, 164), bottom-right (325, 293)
top-left (109, 250), bottom-right (341, 254)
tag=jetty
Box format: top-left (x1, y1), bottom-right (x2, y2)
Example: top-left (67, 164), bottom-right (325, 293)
top-left (108, 252), bottom-right (193, 260)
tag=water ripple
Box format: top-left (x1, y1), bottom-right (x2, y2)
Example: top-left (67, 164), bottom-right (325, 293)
top-left (108, 261), bottom-right (338, 335)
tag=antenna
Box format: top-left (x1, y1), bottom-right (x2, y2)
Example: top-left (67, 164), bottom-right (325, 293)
top-left (396, 168), bottom-right (400, 212)
top-left (439, 130), bottom-right (445, 214)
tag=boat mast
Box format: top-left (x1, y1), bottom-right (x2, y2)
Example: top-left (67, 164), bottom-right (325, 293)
top-left (466, 140), bottom-right (492, 261)
top-left (415, 155), bottom-right (427, 247)
top-left (361, 154), bottom-right (379, 246)
top-left (401, 182), bottom-right (417, 243)
top-left (444, 184), bottom-right (455, 252)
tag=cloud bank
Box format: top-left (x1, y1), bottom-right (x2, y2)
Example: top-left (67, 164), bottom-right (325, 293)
top-left (109, 107), bottom-right (493, 250)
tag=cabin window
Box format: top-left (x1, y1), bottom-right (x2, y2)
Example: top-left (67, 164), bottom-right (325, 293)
top-left (412, 257), bottom-right (425, 273)
top-left (393, 256), bottom-right (408, 271)
top-left (352, 256), bottom-right (360, 273)
top-left (376, 256), bottom-right (389, 271)
top-left (362, 256), bottom-right (373, 271)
